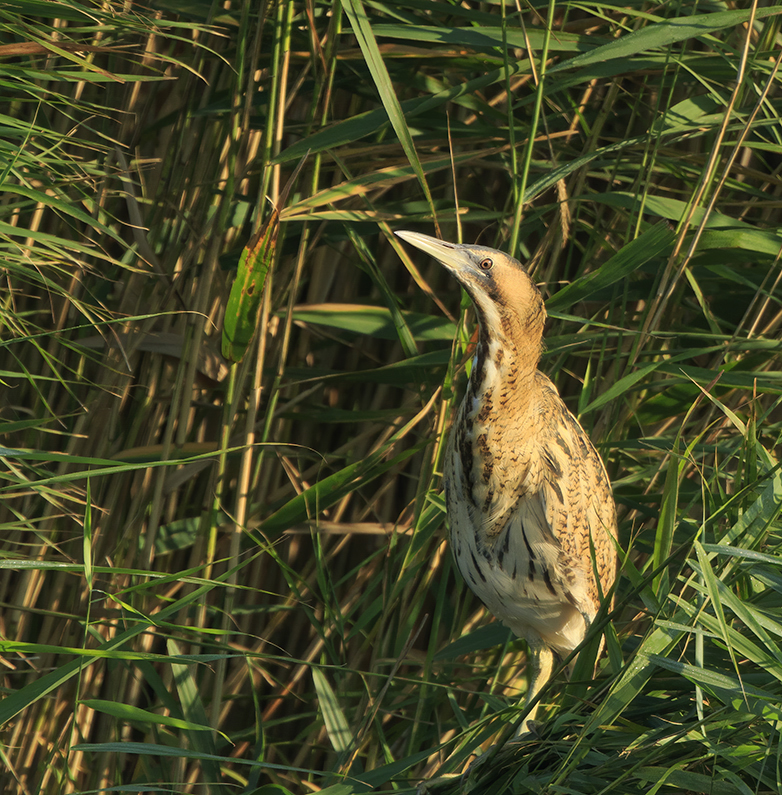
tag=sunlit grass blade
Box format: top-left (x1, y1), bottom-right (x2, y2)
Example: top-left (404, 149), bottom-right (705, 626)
top-left (547, 223), bottom-right (675, 311)
top-left (222, 156), bottom-right (307, 362)
top-left (340, 0), bottom-right (439, 227)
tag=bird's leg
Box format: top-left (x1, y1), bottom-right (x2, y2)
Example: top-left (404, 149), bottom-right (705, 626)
top-left (514, 643), bottom-right (554, 738)
top-left (440, 644), bottom-right (557, 792)
top-left (447, 644), bottom-right (556, 791)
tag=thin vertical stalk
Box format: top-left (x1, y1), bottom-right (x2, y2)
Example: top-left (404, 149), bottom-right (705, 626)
top-left (508, 0), bottom-right (556, 259)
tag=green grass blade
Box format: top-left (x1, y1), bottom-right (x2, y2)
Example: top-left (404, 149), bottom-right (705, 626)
top-left (312, 668), bottom-right (353, 754)
top-left (547, 223), bottom-right (675, 311)
top-left (339, 0), bottom-right (438, 226)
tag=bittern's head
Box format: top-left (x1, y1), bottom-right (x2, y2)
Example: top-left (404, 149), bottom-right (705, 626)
top-left (395, 230), bottom-right (545, 346)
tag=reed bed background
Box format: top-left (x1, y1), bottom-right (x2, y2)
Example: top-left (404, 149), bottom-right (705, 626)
top-left (2, 1), bottom-right (782, 793)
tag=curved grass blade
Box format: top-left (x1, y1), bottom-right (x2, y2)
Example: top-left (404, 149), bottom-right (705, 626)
top-left (222, 156), bottom-right (307, 362)
top-left (339, 0), bottom-right (439, 230)
top-left (312, 668), bottom-right (352, 753)
top-left (547, 223), bottom-right (675, 312)
top-left (548, 6), bottom-right (782, 76)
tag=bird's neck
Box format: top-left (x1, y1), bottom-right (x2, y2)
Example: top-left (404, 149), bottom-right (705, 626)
top-left (450, 311), bottom-right (547, 528)
top-left (466, 324), bottom-right (543, 424)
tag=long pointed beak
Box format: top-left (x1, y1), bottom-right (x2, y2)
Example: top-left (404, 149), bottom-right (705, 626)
top-left (395, 230), bottom-right (471, 275)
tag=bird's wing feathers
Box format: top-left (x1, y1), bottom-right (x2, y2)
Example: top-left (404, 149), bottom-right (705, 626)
top-left (535, 381), bottom-right (617, 612)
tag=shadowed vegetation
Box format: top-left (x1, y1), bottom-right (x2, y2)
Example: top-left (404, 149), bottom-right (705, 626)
top-left (1, 1), bottom-right (782, 793)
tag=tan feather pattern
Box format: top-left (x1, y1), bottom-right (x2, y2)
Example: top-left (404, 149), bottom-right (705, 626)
top-left (396, 230), bottom-right (618, 735)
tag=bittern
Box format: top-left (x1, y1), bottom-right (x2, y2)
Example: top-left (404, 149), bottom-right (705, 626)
top-left (396, 230), bottom-right (617, 736)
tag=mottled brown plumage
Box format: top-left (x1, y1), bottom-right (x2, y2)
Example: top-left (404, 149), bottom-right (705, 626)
top-left (396, 230), bottom-right (617, 735)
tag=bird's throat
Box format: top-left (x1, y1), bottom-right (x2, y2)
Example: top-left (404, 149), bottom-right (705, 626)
top-left (454, 334), bottom-right (542, 531)
top-left (467, 333), bottom-right (539, 427)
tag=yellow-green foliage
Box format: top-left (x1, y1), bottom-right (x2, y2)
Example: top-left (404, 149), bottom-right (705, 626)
top-left (1, 2), bottom-right (782, 794)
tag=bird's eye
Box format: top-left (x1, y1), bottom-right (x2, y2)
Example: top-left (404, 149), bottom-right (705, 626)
top-left (479, 258), bottom-right (493, 271)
